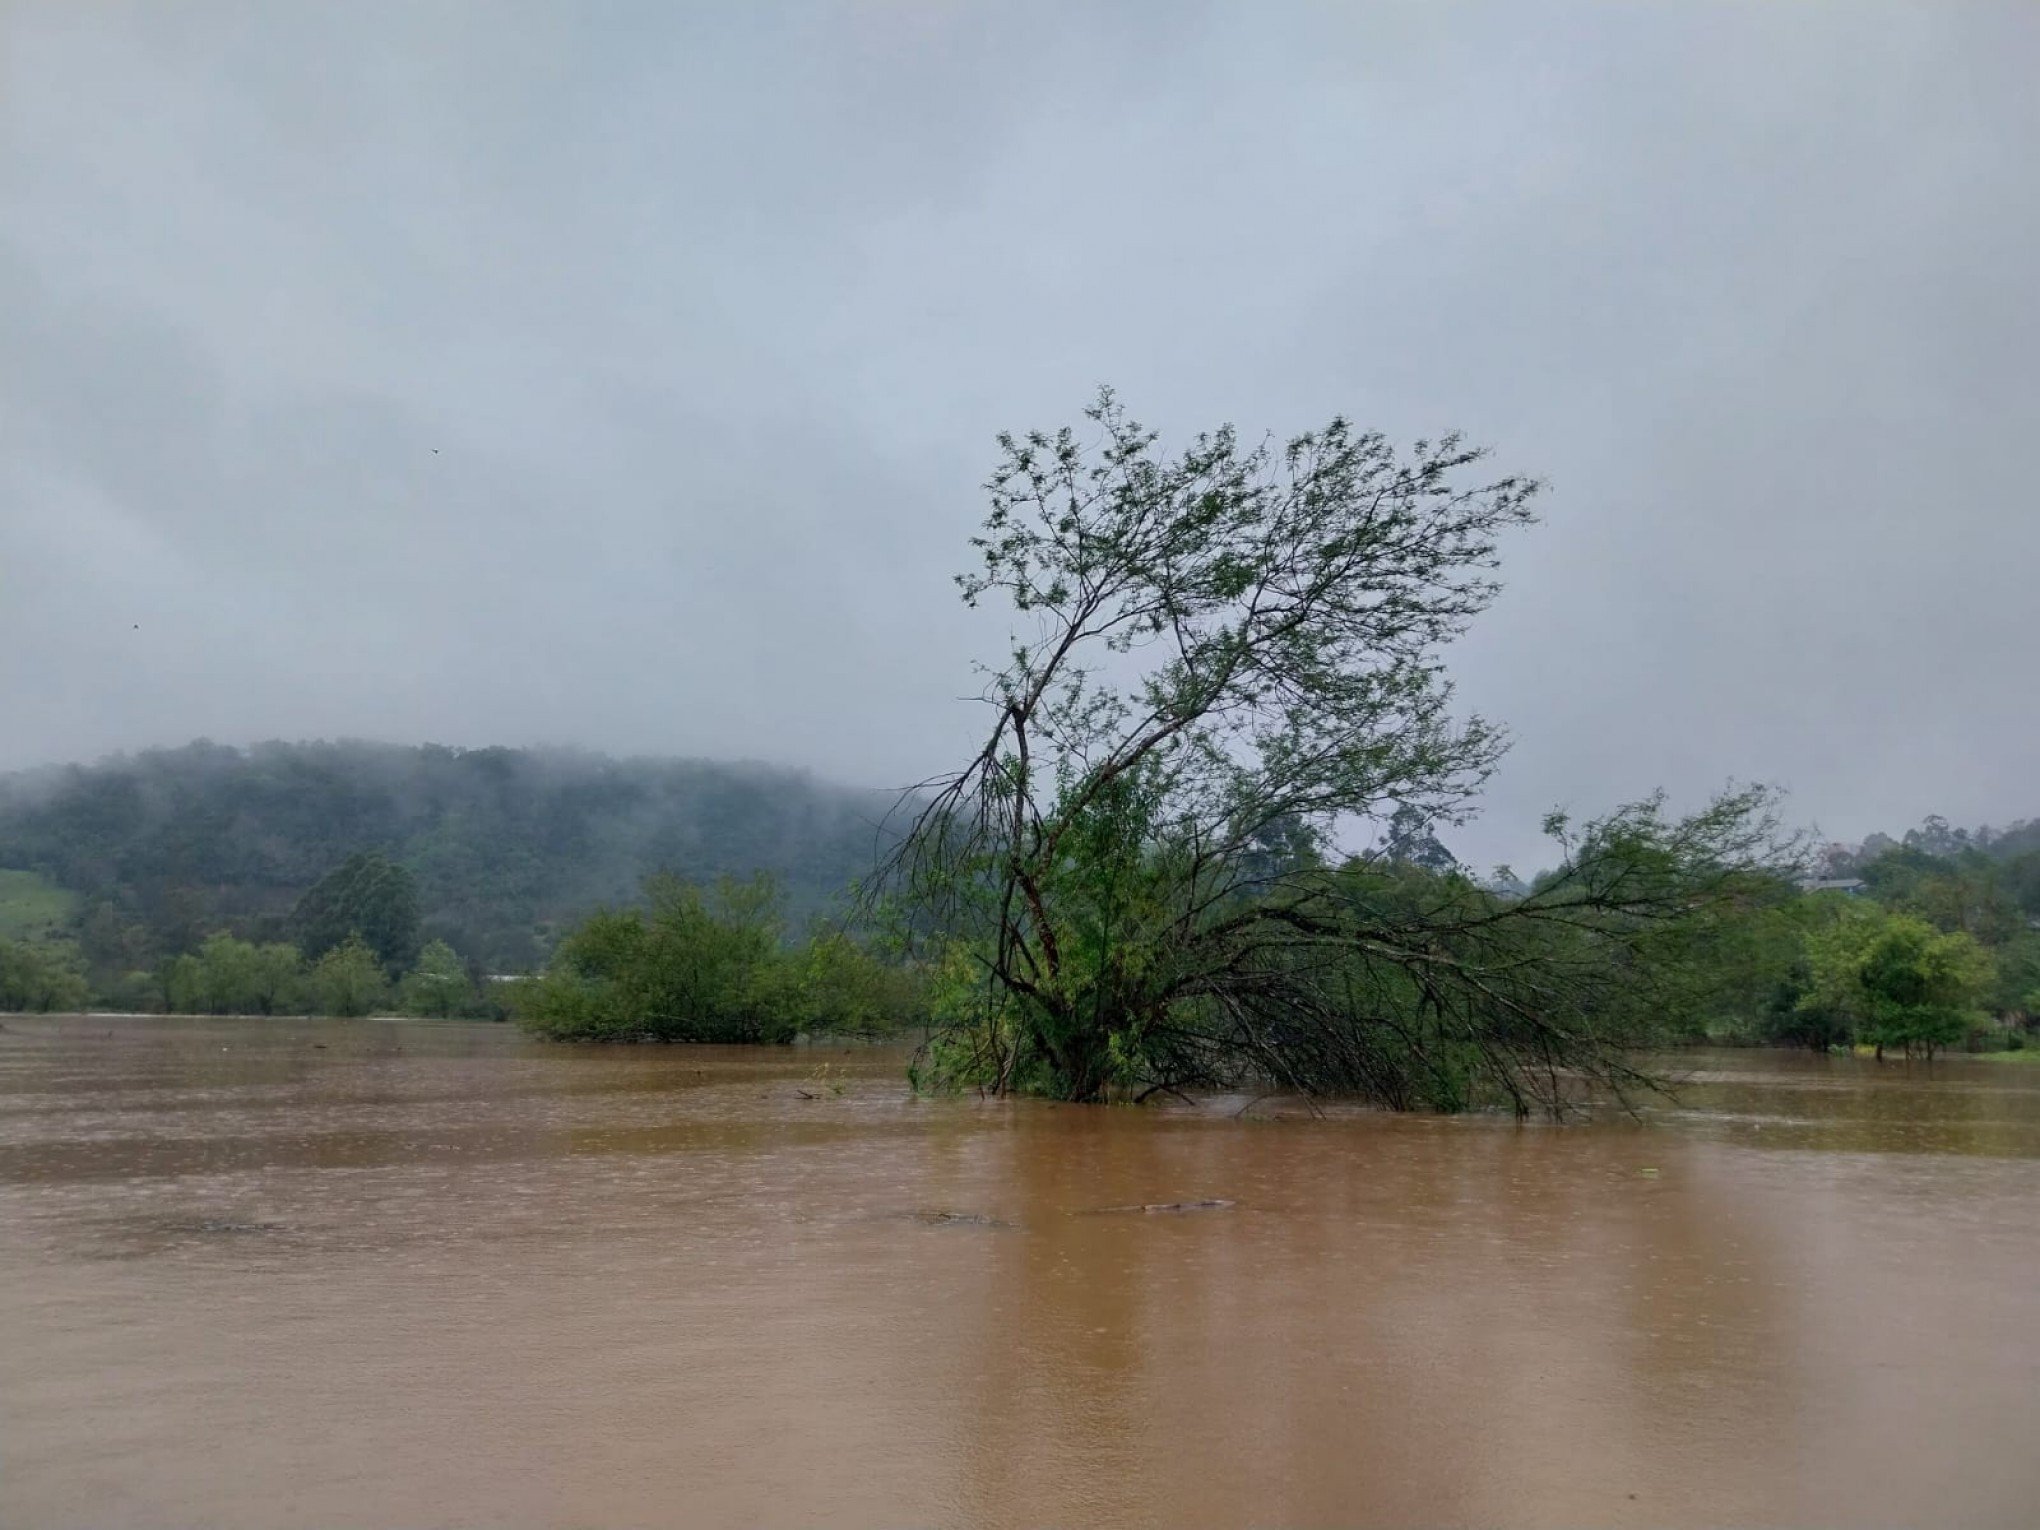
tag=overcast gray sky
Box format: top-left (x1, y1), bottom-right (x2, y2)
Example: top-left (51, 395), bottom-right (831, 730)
top-left (3, 1), bottom-right (2034, 870)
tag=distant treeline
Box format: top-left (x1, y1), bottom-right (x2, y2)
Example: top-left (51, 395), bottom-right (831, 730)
top-left (1, 847), bottom-right (500, 1018)
top-left (0, 846), bottom-right (925, 1036)
top-left (2, 733), bottom-right (2034, 1065)
top-left (0, 739), bottom-right (899, 988)
top-left (1677, 815), bottom-right (2040, 1056)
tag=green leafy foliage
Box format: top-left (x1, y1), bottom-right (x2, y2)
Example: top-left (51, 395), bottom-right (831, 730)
top-left (304, 937), bottom-right (389, 1018)
top-left (163, 933), bottom-right (304, 1015)
top-left (148, 929), bottom-right (490, 1019)
top-left (519, 876), bottom-right (926, 1042)
top-left (0, 937), bottom-right (90, 1012)
top-left (1792, 905), bottom-right (1994, 1059)
top-left (769, 931), bottom-right (931, 1037)
top-left (398, 939), bottom-right (476, 1018)
top-left (885, 392), bottom-right (1798, 1110)
top-left (1730, 819), bottom-right (2040, 1050)
top-left (289, 851), bottom-right (422, 970)
top-left (520, 875), bottom-right (786, 1042)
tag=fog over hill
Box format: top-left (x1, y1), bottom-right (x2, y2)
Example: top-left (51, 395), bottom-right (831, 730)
top-left (0, 740), bottom-right (900, 970)
top-left (2, 6), bottom-right (2034, 874)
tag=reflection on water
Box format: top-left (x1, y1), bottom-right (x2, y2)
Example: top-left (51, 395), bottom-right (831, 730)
top-left (2, 1018), bottom-right (2037, 1528)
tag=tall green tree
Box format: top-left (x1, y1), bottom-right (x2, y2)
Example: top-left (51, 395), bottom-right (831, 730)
top-left (399, 939), bottom-right (474, 1017)
top-left (1858, 919), bottom-right (1994, 1059)
top-left (305, 936), bottom-right (388, 1017)
top-left (0, 937), bottom-right (90, 1013)
top-left (1380, 804), bottom-right (1458, 874)
top-left (885, 392), bottom-right (1792, 1108)
top-left (290, 852), bottom-right (422, 971)
top-left (1800, 905), bottom-right (1995, 1059)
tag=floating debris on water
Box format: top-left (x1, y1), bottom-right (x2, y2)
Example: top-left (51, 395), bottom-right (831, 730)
top-left (891, 1210), bottom-right (1012, 1229)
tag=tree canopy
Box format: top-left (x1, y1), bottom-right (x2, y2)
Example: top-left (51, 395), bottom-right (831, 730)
top-left (885, 391), bottom-right (1795, 1109)
top-left (0, 937), bottom-right (89, 1013)
top-left (290, 852), bottom-right (422, 970)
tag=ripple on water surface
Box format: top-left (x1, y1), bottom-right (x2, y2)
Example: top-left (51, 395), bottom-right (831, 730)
top-left (2, 1017), bottom-right (2038, 1529)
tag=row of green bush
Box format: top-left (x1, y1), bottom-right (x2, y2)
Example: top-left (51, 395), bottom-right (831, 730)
top-left (2, 871), bottom-right (930, 1037)
top-left (0, 930), bottom-right (499, 1019)
top-left (514, 875), bottom-right (927, 1041)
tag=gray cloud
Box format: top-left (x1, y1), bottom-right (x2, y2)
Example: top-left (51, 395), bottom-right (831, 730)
top-left (3, 1), bottom-right (2035, 871)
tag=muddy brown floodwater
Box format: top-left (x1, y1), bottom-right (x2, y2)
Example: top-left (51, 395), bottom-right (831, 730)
top-left (3, 1017), bottom-right (2038, 1528)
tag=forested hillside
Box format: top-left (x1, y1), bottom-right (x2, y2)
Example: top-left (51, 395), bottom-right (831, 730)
top-left (0, 741), bottom-right (898, 975)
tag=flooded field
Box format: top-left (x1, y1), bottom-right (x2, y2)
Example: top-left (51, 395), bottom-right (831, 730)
top-left (2, 1016), bottom-right (2037, 1527)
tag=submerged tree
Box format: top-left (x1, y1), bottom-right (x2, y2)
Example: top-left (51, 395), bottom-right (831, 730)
top-left (883, 391), bottom-right (1793, 1110)
top-left (1797, 904), bottom-right (1995, 1060)
top-left (520, 874), bottom-right (791, 1042)
top-left (163, 932), bottom-right (303, 1015)
top-left (399, 938), bottom-right (475, 1018)
top-left (304, 936), bottom-right (389, 1018)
